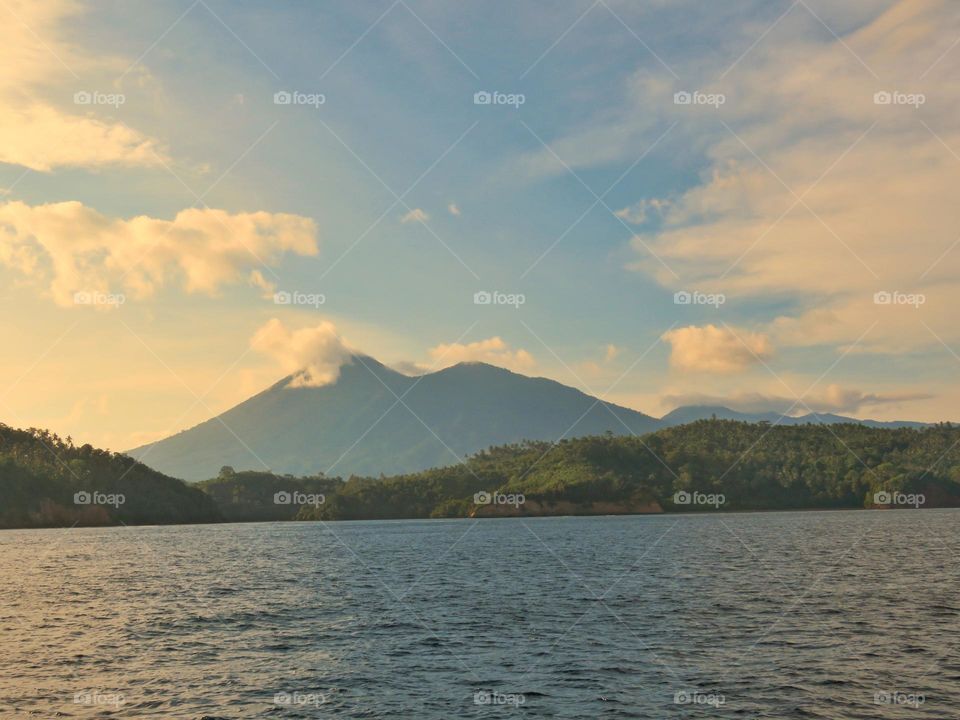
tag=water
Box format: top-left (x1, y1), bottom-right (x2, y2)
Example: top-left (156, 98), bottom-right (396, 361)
top-left (1, 510), bottom-right (958, 718)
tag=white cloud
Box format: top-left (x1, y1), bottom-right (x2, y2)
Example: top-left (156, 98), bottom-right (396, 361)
top-left (663, 384), bottom-right (933, 416)
top-left (614, 198), bottom-right (669, 225)
top-left (616, 0), bottom-right (960, 354)
top-left (663, 324), bottom-right (772, 373)
top-left (248, 269), bottom-right (277, 299)
top-left (0, 200), bottom-right (318, 306)
top-left (0, 0), bottom-right (168, 171)
top-left (389, 360), bottom-right (428, 377)
top-left (447, 203), bottom-right (461, 216)
top-left (400, 208), bottom-right (429, 224)
top-left (427, 336), bottom-right (535, 372)
top-left (250, 318), bottom-right (354, 387)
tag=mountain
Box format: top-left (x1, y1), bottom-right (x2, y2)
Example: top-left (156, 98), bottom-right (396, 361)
top-left (659, 405), bottom-right (927, 429)
top-left (127, 356), bottom-right (661, 481)
top-left (128, 356), bottom-right (929, 482)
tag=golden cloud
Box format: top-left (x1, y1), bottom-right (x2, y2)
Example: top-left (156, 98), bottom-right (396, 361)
top-left (0, 200), bottom-right (318, 306)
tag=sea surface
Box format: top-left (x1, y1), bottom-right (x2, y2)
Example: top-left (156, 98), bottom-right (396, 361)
top-left (1, 510), bottom-right (958, 718)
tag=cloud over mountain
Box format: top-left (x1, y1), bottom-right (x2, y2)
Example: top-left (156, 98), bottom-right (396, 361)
top-left (663, 384), bottom-right (933, 416)
top-left (663, 324), bottom-right (772, 373)
top-left (250, 319), bottom-right (353, 388)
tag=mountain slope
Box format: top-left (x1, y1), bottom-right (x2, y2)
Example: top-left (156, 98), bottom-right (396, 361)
top-left (659, 405), bottom-right (926, 429)
top-left (0, 423), bottom-right (221, 528)
top-left (128, 356), bottom-right (661, 480)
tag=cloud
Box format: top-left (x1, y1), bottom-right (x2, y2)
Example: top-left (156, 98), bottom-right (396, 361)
top-left (447, 203), bottom-right (461, 216)
top-left (0, 0), bottom-right (167, 171)
top-left (614, 0), bottom-right (960, 353)
top-left (250, 318), bottom-right (354, 387)
top-left (614, 198), bottom-right (670, 225)
top-left (663, 384), bottom-right (933, 416)
top-left (248, 269), bottom-right (277, 299)
top-left (604, 344), bottom-right (619, 362)
top-left (400, 208), bottom-right (429, 224)
top-left (389, 360), bottom-right (428, 377)
top-left (0, 200), bottom-right (318, 306)
top-left (663, 324), bottom-right (772, 373)
top-left (427, 336), bottom-right (535, 372)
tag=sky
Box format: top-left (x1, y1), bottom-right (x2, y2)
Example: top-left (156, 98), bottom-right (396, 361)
top-left (1, 0), bottom-right (959, 451)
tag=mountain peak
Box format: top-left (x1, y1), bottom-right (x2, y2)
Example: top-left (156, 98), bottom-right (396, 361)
top-left (127, 357), bottom-right (659, 480)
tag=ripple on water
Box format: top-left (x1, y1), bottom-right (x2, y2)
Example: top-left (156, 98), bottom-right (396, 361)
top-left (0, 511), bottom-right (958, 718)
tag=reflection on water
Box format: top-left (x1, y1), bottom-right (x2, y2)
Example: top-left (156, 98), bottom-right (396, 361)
top-left (0, 510), bottom-right (958, 718)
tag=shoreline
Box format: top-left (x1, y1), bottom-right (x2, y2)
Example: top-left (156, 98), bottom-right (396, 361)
top-left (2, 504), bottom-right (955, 532)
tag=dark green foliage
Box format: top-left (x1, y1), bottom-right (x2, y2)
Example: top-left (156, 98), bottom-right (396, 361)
top-left (280, 421), bottom-right (960, 521)
top-left (195, 469), bottom-right (340, 521)
top-left (0, 424), bottom-right (222, 528)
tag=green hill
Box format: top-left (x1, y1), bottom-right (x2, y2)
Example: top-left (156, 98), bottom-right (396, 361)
top-left (0, 424), bottom-right (222, 528)
top-left (263, 420), bottom-right (960, 520)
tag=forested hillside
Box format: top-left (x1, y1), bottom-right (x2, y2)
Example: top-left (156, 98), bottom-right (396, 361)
top-left (0, 424), bottom-right (221, 528)
top-left (287, 420), bottom-right (960, 520)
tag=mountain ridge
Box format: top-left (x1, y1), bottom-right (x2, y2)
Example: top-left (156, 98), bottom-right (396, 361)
top-left (127, 356), bottom-right (929, 481)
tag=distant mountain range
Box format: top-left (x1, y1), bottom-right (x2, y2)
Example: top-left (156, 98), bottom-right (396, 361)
top-left (127, 356), bottom-right (929, 481)
top-left (658, 405), bottom-right (927, 430)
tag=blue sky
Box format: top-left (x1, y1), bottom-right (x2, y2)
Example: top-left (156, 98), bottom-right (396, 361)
top-left (1, 0), bottom-right (958, 449)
